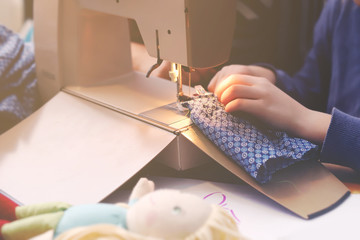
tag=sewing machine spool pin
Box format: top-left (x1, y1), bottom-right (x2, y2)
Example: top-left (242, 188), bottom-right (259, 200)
top-left (177, 64), bottom-right (183, 99)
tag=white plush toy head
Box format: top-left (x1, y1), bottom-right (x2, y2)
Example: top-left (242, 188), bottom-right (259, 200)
top-left (127, 189), bottom-right (211, 239)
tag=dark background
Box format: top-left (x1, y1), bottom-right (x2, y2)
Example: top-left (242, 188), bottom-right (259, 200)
top-left (230, 0), bottom-right (324, 74)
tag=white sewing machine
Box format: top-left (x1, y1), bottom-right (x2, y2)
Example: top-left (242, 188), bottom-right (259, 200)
top-left (35, 0), bottom-right (236, 101)
top-left (0, 0), bottom-right (349, 219)
top-left (34, 0), bottom-right (236, 170)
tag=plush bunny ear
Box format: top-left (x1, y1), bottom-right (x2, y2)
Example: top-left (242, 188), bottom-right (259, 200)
top-left (128, 178), bottom-right (155, 203)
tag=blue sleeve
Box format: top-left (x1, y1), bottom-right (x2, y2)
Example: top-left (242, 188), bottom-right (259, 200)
top-left (321, 108), bottom-right (360, 171)
top-left (275, 0), bottom-right (340, 112)
top-left (0, 25), bottom-right (39, 133)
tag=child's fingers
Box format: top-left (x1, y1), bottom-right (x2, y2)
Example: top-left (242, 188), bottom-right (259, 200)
top-left (208, 67), bottom-right (237, 92)
top-left (224, 98), bottom-right (261, 114)
top-left (214, 74), bottom-right (256, 100)
top-left (207, 70), bottom-right (224, 92)
top-left (220, 84), bottom-right (260, 105)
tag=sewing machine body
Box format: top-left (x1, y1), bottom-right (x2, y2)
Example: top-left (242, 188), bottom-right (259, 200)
top-left (35, 0), bottom-right (236, 102)
top-left (33, 0), bottom-right (236, 170)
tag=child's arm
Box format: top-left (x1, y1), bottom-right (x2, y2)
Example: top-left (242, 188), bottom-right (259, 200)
top-left (207, 67), bottom-right (360, 172)
top-left (321, 109), bottom-right (360, 171)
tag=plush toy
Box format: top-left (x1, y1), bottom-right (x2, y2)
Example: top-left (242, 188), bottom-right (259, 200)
top-left (0, 178), bottom-right (245, 240)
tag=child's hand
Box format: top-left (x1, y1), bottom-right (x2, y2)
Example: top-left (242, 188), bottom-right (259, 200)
top-left (208, 65), bottom-right (276, 92)
top-left (210, 73), bottom-right (331, 144)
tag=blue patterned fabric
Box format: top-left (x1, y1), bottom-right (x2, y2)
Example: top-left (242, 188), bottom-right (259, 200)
top-left (0, 25), bottom-right (39, 133)
top-left (184, 95), bottom-right (319, 183)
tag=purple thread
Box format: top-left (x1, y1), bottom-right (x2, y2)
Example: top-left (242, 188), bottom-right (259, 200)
top-left (203, 192), bottom-right (226, 205)
top-left (203, 192), bottom-right (241, 223)
top-left (230, 210), bottom-right (241, 223)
